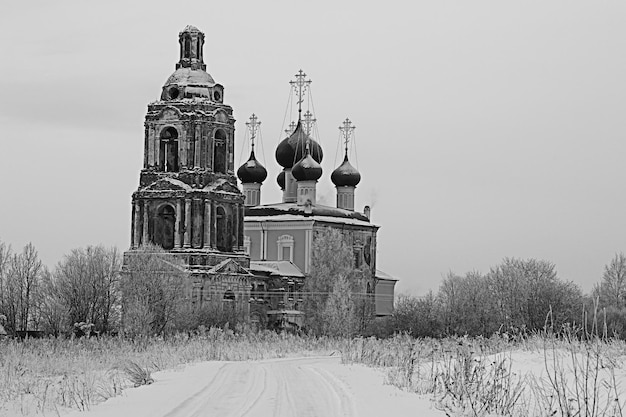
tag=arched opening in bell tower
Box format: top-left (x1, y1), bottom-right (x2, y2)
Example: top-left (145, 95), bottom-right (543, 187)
top-left (183, 36), bottom-right (191, 59)
top-left (216, 206), bottom-right (232, 252)
top-left (159, 127), bottom-right (179, 172)
top-left (154, 204), bottom-right (176, 250)
top-left (213, 129), bottom-right (227, 174)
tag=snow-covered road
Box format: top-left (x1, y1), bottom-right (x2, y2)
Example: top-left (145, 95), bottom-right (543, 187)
top-left (67, 356), bottom-right (440, 417)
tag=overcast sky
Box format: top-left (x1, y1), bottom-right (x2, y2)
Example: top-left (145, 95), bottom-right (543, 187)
top-left (1, 0), bottom-right (625, 295)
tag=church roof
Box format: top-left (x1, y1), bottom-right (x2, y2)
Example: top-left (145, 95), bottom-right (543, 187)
top-left (375, 269), bottom-right (399, 281)
top-left (249, 261), bottom-right (305, 278)
top-left (244, 202), bottom-right (371, 222)
top-left (165, 67), bottom-right (216, 88)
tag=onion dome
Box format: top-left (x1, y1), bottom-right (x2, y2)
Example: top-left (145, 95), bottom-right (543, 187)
top-left (292, 148), bottom-right (322, 181)
top-left (331, 155), bottom-right (361, 187)
top-left (275, 121), bottom-right (323, 168)
top-left (237, 150), bottom-right (267, 184)
top-left (277, 171), bottom-right (285, 190)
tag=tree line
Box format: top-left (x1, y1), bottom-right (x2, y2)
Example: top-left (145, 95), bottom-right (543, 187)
top-left (375, 254), bottom-right (626, 339)
top-left (2, 234), bottom-right (626, 339)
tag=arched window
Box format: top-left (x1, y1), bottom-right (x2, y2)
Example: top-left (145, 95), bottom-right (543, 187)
top-left (213, 129), bottom-right (227, 174)
top-left (215, 206), bottom-right (232, 252)
top-left (153, 205), bottom-right (176, 250)
top-left (159, 127), bottom-right (179, 172)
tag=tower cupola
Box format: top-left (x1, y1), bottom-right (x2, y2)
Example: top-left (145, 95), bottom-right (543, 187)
top-left (177, 25), bottom-right (205, 70)
top-left (160, 25), bottom-right (224, 102)
top-left (332, 118), bottom-right (360, 211)
top-left (237, 114), bottom-right (266, 206)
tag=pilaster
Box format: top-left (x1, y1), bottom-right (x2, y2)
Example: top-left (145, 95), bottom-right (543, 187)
top-left (142, 201), bottom-right (149, 245)
top-left (184, 198), bottom-right (191, 248)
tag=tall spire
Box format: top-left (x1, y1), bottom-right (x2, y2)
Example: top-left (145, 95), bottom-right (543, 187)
top-left (289, 69), bottom-right (311, 120)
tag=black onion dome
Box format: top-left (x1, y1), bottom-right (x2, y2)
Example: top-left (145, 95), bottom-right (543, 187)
top-left (292, 151), bottom-right (322, 181)
top-left (275, 121), bottom-right (323, 168)
top-left (277, 171), bottom-right (286, 190)
top-left (237, 150), bottom-right (267, 184)
top-left (331, 155), bottom-right (361, 187)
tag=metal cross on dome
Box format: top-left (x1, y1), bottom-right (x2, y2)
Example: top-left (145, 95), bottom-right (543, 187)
top-left (339, 118), bottom-right (356, 155)
top-left (245, 114), bottom-right (261, 151)
top-left (289, 69), bottom-right (311, 117)
top-left (302, 110), bottom-right (316, 136)
top-left (285, 121), bottom-right (297, 135)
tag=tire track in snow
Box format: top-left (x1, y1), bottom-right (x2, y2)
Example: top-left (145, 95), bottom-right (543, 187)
top-left (161, 357), bottom-right (357, 417)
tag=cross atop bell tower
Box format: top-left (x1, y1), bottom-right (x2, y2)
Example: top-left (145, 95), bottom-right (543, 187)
top-left (176, 25), bottom-right (206, 70)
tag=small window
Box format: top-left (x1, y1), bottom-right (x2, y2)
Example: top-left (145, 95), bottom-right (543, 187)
top-left (213, 90), bottom-right (222, 102)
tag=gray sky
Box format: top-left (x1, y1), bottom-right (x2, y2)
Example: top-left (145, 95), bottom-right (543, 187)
top-left (1, 0), bottom-right (625, 296)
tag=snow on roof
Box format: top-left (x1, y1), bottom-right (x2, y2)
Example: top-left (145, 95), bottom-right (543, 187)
top-left (245, 214), bottom-right (378, 228)
top-left (246, 202), bottom-right (371, 222)
top-left (376, 269), bottom-right (399, 281)
top-left (250, 261), bottom-right (305, 278)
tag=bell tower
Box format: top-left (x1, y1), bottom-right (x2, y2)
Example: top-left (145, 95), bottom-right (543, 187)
top-left (128, 25), bottom-right (246, 261)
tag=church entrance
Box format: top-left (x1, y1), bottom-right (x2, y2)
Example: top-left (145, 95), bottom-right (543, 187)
top-left (154, 205), bottom-right (176, 250)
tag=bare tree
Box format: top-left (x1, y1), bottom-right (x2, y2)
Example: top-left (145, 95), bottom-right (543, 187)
top-left (0, 241), bottom-right (12, 330)
top-left (1, 243), bottom-right (43, 334)
top-left (597, 253), bottom-right (626, 309)
top-left (54, 245), bottom-right (122, 334)
top-left (121, 244), bottom-right (189, 337)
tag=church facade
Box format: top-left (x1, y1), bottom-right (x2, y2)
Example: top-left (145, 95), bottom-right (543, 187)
top-left (124, 25), bottom-right (252, 316)
top-left (237, 79), bottom-right (397, 317)
top-left (124, 26), bottom-right (396, 329)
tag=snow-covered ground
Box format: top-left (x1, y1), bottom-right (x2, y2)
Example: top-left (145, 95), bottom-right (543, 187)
top-left (63, 356), bottom-right (441, 417)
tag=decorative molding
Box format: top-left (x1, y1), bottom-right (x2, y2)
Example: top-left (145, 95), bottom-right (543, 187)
top-left (244, 220), bottom-right (314, 231)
